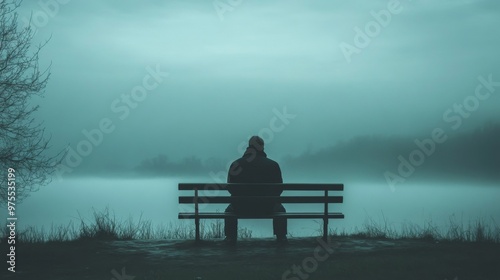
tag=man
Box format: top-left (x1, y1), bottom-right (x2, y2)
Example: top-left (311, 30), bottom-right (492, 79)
top-left (224, 136), bottom-right (287, 245)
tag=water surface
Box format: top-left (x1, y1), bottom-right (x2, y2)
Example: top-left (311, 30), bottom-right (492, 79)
top-left (4, 177), bottom-right (499, 238)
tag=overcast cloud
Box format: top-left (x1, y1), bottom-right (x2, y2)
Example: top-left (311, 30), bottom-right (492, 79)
top-left (15, 0), bottom-right (500, 175)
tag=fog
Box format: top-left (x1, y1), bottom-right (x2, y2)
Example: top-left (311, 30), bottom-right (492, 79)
top-left (4, 0), bottom-right (499, 235)
top-left (12, 0), bottom-right (498, 181)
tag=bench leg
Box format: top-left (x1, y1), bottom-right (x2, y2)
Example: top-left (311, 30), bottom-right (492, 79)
top-left (323, 189), bottom-right (329, 243)
top-left (323, 218), bottom-right (328, 242)
top-left (195, 218), bottom-right (200, 242)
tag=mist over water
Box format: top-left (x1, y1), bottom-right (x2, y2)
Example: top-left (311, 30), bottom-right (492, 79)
top-left (4, 177), bottom-right (499, 238)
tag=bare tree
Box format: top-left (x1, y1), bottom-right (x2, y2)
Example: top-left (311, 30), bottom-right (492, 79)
top-left (1, 0), bottom-right (62, 204)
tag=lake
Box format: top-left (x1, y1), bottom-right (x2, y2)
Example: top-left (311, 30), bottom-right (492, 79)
top-left (3, 177), bottom-right (500, 238)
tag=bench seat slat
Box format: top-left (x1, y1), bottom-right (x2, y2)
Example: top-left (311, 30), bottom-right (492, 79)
top-left (178, 212), bottom-right (345, 219)
top-left (179, 196), bottom-right (343, 204)
top-left (179, 183), bottom-right (344, 191)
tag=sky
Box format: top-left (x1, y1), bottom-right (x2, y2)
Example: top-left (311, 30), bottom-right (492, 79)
top-left (16, 0), bottom-right (500, 176)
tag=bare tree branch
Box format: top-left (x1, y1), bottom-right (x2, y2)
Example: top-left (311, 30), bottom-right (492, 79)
top-left (0, 0), bottom-right (64, 204)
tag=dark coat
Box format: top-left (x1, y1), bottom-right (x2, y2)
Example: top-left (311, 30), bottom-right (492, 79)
top-left (227, 147), bottom-right (283, 198)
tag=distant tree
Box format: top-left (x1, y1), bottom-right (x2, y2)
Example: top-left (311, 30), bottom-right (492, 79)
top-left (0, 0), bottom-right (62, 204)
top-left (135, 154), bottom-right (207, 176)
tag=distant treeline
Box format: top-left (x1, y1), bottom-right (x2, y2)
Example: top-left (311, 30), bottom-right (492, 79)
top-left (134, 122), bottom-right (499, 182)
top-left (134, 155), bottom-right (226, 177)
top-left (281, 122), bottom-right (500, 182)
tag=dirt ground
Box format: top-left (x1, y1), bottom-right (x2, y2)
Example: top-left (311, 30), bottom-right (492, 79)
top-left (3, 237), bottom-right (500, 280)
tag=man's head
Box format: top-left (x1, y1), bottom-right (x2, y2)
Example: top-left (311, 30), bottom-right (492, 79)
top-left (248, 136), bottom-right (264, 151)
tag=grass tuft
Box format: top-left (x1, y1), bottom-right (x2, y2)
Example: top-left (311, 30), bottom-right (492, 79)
top-left (328, 214), bottom-right (500, 243)
top-left (0, 207), bottom-right (251, 243)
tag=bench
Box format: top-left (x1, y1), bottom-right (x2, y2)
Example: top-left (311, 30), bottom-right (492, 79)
top-left (178, 183), bottom-right (344, 242)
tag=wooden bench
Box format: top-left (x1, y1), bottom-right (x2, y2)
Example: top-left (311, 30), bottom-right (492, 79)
top-left (178, 183), bottom-right (344, 242)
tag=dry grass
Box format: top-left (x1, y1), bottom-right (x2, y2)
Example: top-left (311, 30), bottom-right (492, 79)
top-left (1, 207), bottom-right (499, 244)
top-left (326, 214), bottom-right (500, 243)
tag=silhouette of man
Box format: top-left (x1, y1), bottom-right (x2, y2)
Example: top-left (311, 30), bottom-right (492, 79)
top-left (224, 136), bottom-right (287, 244)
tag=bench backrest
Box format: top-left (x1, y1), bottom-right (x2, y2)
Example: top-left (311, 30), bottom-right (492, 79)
top-left (178, 183), bottom-right (344, 204)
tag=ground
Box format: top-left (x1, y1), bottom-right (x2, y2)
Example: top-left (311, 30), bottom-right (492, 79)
top-left (3, 237), bottom-right (500, 280)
